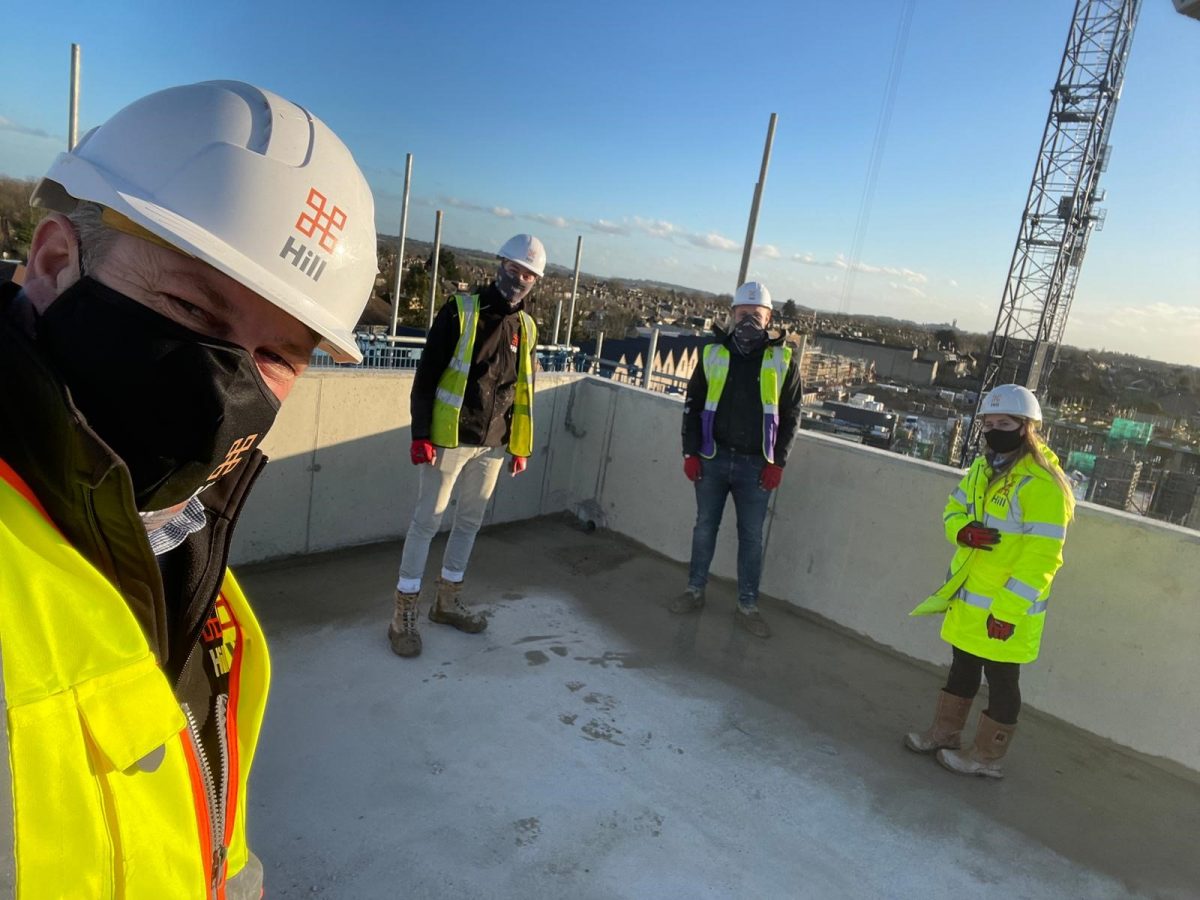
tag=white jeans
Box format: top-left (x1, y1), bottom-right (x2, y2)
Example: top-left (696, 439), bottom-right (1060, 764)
top-left (397, 445), bottom-right (506, 593)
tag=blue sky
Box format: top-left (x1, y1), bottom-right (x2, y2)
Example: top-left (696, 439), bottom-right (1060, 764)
top-left (4, 1), bottom-right (1198, 364)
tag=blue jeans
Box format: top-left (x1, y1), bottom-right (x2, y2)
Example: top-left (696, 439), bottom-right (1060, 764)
top-left (687, 449), bottom-right (772, 608)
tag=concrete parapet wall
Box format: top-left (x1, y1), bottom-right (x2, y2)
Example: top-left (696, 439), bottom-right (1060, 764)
top-left (235, 372), bottom-right (1200, 772)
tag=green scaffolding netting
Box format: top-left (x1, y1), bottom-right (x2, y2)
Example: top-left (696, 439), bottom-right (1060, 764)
top-left (1108, 418), bottom-right (1153, 445)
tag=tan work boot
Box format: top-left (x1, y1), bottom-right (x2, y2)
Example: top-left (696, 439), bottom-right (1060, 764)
top-left (668, 587), bottom-right (705, 614)
top-left (429, 578), bottom-right (487, 633)
top-left (387, 591), bottom-right (422, 657)
top-left (735, 605), bottom-right (771, 638)
top-left (904, 690), bottom-right (974, 753)
top-left (937, 713), bottom-right (1016, 778)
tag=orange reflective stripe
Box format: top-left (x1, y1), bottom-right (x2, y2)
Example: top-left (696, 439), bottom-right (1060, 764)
top-left (0, 457), bottom-right (58, 531)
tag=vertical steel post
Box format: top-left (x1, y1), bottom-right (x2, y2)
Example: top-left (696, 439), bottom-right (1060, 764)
top-left (68, 44), bottom-right (81, 151)
top-left (642, 327), bottom-right (660, 390)
top-left (593, 330), bottom-right (605, 375)
top-left (389, 153), bottom-right (413, 337)
top-left (426, 210), bottom-right (443, 333)
top-left (552, 299), bottom-right (563, 346)
top-left (564, 235), bottom-right (583, 345)
top-left (737, 112), bottom-right (778, 288)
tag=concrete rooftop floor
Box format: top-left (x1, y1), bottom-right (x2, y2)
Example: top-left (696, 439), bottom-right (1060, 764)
top-left (241, 516), bottom-right (1200, 900)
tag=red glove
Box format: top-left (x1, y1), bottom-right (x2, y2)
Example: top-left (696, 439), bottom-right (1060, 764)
top-left (683, 455), bottom-right (702, 482)
top-left (509, 455), bottom-right (528, 476)
top-left (986, 614), bottom-right (1015, 641)
top-left (411, 440), bottom-right (436, 466)
top-left (956, 521), bottom-right (1000, 550)
top-left (760, 463), bottom-right (783, 491)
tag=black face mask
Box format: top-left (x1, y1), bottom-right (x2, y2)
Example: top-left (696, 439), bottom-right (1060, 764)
top-left (732, 317), bottom-right (767, 355)
top-left (984, 427), bottom-right (1025, 454)
top-left (37, 277), bottom-right (281, 511)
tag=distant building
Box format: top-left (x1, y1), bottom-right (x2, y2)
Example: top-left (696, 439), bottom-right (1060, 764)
top-left (813, 334), bottom-right (939, 385)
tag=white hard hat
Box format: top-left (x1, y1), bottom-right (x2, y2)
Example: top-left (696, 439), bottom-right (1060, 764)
top-left (732, 281), bottom-right (772, 309)
top-left (497, 233), bottom-right (546, 277)
top-left (980, 384), bottom-right (1042, 422)
top-left (32, 81), bottom-right (377, 363)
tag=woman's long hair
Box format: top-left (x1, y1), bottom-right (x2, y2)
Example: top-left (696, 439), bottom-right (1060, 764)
top-left (1021, 422), bottom-right (1076, 521)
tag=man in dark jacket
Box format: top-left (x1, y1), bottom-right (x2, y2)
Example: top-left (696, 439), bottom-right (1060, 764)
top-left (675, 281), bottom-right (804, 637)
top-left (388, 234), bottom-right (544, 658)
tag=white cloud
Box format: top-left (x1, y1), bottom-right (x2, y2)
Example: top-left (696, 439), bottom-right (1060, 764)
top-left (686, 231), bottom-right (740, 252)
top-left (492, 206), bottom-right (514, 218)
top-left (0, 116), bottom-right (57, 140)
top-left (528, 213), bottom-right (571, 229)
top-left (591, 218), bottom-right (630, 236)
top-left (754, 244), bottom-right (782, 259)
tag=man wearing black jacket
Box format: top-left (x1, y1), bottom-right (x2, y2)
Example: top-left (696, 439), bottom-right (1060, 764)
top-left (389, 234), bottom-right (544, 658)
top-left (675, 281), bottom-right (804, 638)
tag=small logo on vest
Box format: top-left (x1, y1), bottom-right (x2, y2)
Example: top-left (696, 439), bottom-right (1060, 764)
top-left (279, 188), bottom-right (347, 282)
top-left (510, 331), bottom-right (520, 353)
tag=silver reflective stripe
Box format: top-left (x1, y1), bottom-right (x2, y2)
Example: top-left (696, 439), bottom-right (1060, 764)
top-left (955, 588), bottom-right (993, 610)
top-left (448, 356), bottom-right (471, 374)
top-left (1009, 476), bottom-right (1032, 523)
top-left (1023, 521), bottom-right (1067, 540)
top-left (435, 387), bottom-right (464, 410)
top-left (1004, 576), bottom-right (1041, 603)
top-left (703, 400), bottom-right (720, 412)
top-left (966, 503), bottom-right (976, 518)
top-left (1029, 599), bottom-right (1049, 614)
top-left (951, 487), bottom-right (967, 504)
top-left (983, 514), bottom-right (1022, 534)
top-left (762, 403), bottom-right (779, 414)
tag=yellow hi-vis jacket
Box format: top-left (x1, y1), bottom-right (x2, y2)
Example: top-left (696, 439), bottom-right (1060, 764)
top-left (910, 446), bottom-right (1072, 664)
top-left (698, 344), bottom-right (793, 463)
top-left (430, 293), bottom-right (537, 457)
top-left (0, 459), bottom-right (269, 898)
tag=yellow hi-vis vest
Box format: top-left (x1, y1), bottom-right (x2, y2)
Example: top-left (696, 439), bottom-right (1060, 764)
top-left (0, 458), bottom-right (269, 898)
top-left (430, 293), bottom-right (537, 457)
top-left (698, 344), bottom-right (793, 463)
top-left (910, 446), bottom-right (1072, 664)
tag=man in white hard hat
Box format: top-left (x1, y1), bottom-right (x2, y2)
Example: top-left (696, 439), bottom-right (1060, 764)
top-left (0, 81), bottom-right (376, 897)
top-left (388, 234), bottom-right (543, 657)
top-left (674, 282), bottom-right (804, 637)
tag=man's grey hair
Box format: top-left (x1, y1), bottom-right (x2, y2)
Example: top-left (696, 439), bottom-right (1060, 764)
top-left (65, 201), bottom-right (118, 275)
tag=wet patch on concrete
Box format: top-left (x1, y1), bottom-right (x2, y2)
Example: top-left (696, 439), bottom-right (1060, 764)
top-left (513, 817), bottom-right (541, 846)
top-left (549, 645), bottom-right (569, 657)
top-left (524, 650), bottom-right (550, 666)
top-left (550, 545), bottom-right (634, 576)
top-left (581, 719), bottom-right (625, 746)
top-left (513, 634), bottom-right (562, 645)
top-left (573, 651), bottom-right (652, 669)
top-left (559, 713), bottom-right (578, 726)
top-left (565, 681), bottom-right (585, 692)
top-left (501, 592), bottom-right (525, 600)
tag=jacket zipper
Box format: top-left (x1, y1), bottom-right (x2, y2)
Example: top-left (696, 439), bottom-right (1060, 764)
top-left (181, 700), bottom-right (226, 896)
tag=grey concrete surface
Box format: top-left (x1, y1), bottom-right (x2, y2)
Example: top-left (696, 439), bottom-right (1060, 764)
top-left (242, 517), bottom-right (1199, 899)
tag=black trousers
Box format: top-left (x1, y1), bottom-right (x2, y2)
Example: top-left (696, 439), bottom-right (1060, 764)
top-left (944, 646), bottom-right (1021, 725)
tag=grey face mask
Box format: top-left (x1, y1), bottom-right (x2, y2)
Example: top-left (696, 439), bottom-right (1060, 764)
top-left (495, 263), bottom-right (533, 306)
top-left (732, 317), bottom-right (767, 355)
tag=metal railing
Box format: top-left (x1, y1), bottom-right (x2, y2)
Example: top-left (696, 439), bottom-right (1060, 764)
top-left (311, 332), bottom-right (690, 396)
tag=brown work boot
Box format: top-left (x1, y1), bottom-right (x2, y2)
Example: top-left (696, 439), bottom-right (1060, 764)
top-left (937, 712), bottom-right (1016, 779)
top-left (387, 591), bottom-right (422, 657)
top-left (735, 605), bottom-right (771, 638)
top-left (668, 587), bottom-right (705, 614)
top-left (429, 578), bottom-right (487, 633)
top-left (904, 690), bottom-right (974, 753)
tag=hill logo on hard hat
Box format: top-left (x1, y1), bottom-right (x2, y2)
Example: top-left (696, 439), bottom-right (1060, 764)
top-left (278, 187), bottom-right (347, 282)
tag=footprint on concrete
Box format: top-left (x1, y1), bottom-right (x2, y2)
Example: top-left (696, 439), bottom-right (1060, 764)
top-left (559, 713), bottom-right (578, 726)
top-left (503, 592), bottom-right (526, 601)
top-left (514, 634), bottom-right (561, 645)
top-left (430, 762), bottom-right (444, 776)
top-left (581, 719), bottom-right (625, 746)
top-left (514, 817), bottom-right (541, 846)
top-left (525, 650), bottom-right (550, 666)
top-left (565, 681), bottom-right (585, 693)
top-left (549, 646), bottom-right (569, 657)
top-left (583, 692), bottom-right (617, 713)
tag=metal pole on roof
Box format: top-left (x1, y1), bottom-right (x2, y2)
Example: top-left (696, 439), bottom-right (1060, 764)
top-left (737, 112), bottom-right (777, 288)
top-left (426, 209), bottom-right (443, 333)
top-left (642, 327), bottom-right (660, 390)
top-left (68, 44), bottom-right (81, 151)
top-left (389, 153), bottom-right (413, 338)
top-left (593, 330), bottom-right (605, 375)
top-left (552, 299), bottom-right (563, 346)
top-left (564, 235), bottom-right (583, 345)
